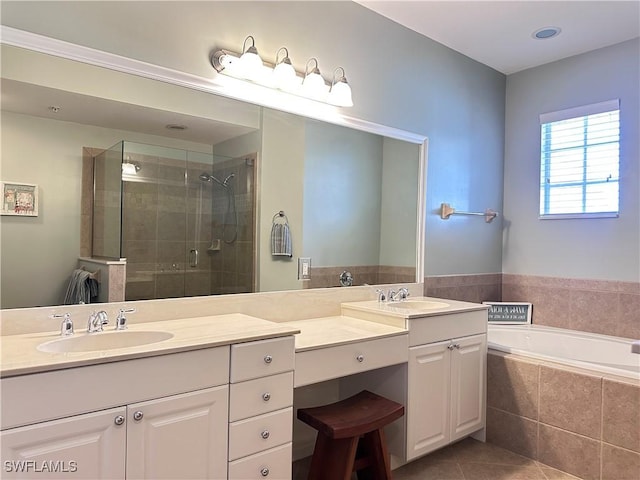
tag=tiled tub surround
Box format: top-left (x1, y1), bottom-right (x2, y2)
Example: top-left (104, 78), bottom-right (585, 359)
top-left (424, 274), bottom-right (502, 305)
top-left (425, 274), bottom-right (639, 340)
top-left (502, 274), bottom-right (640, 340)
top-left (487, 351), bottom-right (640, 480)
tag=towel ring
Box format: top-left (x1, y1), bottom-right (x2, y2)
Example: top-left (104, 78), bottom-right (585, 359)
top-left (272, 210), bottom-right (289, 223)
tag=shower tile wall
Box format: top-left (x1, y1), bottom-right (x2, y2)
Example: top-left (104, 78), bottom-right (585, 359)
top-left (122, 153), bottom-right (226, 301)
top-left (208, 154), bottom-right (256, 295)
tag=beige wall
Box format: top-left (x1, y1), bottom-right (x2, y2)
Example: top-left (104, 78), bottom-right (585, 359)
top-left (0, 111), bottom-right (212, 308)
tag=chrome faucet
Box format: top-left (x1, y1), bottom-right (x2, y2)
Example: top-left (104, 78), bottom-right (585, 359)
top-left (115, 308), bottom-right (136, 330)
top-left (389, 287), bottom-right (410, 302)
top-left (51, 313), bottom-right (74, 336)
top-left (87, 311), bottom-right (108, 333)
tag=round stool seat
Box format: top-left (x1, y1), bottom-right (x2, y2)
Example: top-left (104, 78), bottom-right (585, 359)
top-left (297, 390), bottom-right (404, 480)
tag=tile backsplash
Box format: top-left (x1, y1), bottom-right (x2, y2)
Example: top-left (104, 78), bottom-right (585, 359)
top-left (425, 273), bottom-right (639, 339)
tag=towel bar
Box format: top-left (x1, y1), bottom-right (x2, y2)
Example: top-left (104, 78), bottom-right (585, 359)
top-left (440, 203), bottom-right (498, 223)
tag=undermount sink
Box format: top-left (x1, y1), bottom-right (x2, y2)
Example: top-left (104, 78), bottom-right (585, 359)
top-left (390, 300), bottom-right (450, 310)
top-left (37, 330), bottom-right (174, 354)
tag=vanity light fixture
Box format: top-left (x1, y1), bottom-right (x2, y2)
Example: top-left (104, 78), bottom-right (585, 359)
top-left (301, 58), bottom-right (326, 100)
top-left (272, 47), bottom-right (297, 90)
top-left (328, 67), bottom-right (353, 107)
top-left (238, 35), bottom-right (263, 80)
top-left (211, 36), bottom-right (353, 107)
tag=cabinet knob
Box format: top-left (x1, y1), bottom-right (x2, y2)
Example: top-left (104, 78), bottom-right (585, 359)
top-left (454, 344), bottom-right (461, 349)
top-left (356, 354), bottom-right (364, 363)
top-left (261, 430), bottom-right (270, 439)
top-left (260, 467), bottom-right (270, 477)
top-left (264, 355), bottom-right (273, 364)
top-left (114, 415), bottom-right (125, 426)
top-left (447, 344), bottom-right (455, 350)
top-left (133, 411), bottom-right (144, 421)
top-left (262, 392), bottom-right (271, 402)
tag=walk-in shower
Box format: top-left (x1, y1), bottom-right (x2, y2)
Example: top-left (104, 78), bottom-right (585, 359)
top-left (200, 172), bottom-right (238, 244)
top-left (92, 140), bottom-right (257, 301)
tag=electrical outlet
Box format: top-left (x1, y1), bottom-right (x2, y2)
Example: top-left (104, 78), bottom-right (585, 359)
top-left (298, 257), bottom-right (311, 280)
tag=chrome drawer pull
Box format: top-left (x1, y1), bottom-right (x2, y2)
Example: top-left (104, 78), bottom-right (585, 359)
top-left (261, 430), bottom-right (270, 439)
top-left (260, 467), bottom-right (270, 477)
top-left (133, 411), bottom-right (144, 421)
top-left (114, 415), bottom-right (125, 426)
top-left (454, 344), bottom-right (461, 349)
top-left (356, 354), bottom-right (364, 363)
top-left (262, 392), bottom-right (271, 402)
top-left (448, 344), bottom-right (455, 350)
top-left (264, 355), bottom-right (273, 364)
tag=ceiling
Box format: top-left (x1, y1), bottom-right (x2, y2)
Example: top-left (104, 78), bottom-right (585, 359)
top-left (358, 1), bottom-right (640, 74)
top-left (1, 80), bottom-right (257, 146)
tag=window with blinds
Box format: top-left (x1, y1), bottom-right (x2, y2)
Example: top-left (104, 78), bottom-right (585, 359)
top-left (539, 99), bottom-right (620, 219)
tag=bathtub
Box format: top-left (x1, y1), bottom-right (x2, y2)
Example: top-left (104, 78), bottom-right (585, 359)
top-left (487, 324), bottom-right (639, 380)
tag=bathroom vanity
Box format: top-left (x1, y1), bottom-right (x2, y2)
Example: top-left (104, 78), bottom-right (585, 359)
top-left (0, 298), bottom-right (487, 479)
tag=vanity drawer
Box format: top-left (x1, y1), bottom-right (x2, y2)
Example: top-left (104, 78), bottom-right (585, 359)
top-left (408, 311), bottom-right (487, 346)
top-left (229, 407), bottom-right (293, 461)
top-left (294, 334), bottom-right (408, 388)
top-left (229, 372), bottom-right (294, 422)
top-left (228, 442), bottom-right (292, 480)
top-left (231, 336), bottom-right (295, 383)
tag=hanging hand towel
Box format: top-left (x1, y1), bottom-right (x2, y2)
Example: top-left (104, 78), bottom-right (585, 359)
top-left (271, 214), bottom-right (292, 257)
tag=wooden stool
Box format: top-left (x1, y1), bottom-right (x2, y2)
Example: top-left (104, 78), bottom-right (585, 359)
top-left (297, 390), bottom-right (405, 480)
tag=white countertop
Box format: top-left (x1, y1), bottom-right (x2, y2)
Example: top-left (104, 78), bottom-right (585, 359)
top-left (0, 314), bottom-right (299, 377)
top-left (1, 297), bottom-right (486, 378)
top-left (284, 316), bottom-right (408, 352)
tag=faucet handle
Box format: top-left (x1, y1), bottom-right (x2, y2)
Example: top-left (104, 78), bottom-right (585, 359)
top-left (115, 308), bottom-right (136, 330)
top-left (375, 289), bottom-right (387, 302)
top-left (398, 287), bottom-right (410, 301)
top-left (51, 313), bottom-right (74, 336)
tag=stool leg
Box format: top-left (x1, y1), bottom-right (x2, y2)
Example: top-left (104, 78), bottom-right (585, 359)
top-left (308, 433), bottom-right (359, 480)
top-left (355, 429), bottom-right (392, 480)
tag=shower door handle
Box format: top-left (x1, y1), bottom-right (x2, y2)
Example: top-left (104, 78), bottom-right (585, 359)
top-left (189, 249), bottom-right (198, 268)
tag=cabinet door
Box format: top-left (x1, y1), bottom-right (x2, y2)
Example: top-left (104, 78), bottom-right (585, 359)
top-left (406, 340), bottom-right (451, 460)
top-left (126, 386), bottom-right (228, 480)
top-left (1, 407), bottom-right (126, 479)
top-left (450, 334), bottom-right (486, 441)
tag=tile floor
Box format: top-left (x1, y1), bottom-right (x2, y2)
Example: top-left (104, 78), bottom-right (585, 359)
top-left (293, 438), bottom-right (582, 480)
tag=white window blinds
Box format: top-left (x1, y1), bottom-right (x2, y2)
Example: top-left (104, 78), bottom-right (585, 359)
top-left (539, 99), bottom-right (620, 219)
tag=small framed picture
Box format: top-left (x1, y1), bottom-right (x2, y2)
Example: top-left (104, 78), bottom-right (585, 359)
top-left (1, 182), bottom-right (39, 216)
top-left (483, 301), bottom-right (532, 324)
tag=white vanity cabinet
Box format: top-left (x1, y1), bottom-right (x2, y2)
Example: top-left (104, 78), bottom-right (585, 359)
top-left (406, 332), bottom-right (486, 460)
top-left (1, 386), bottom-right (229, 480)
top-left (1, 347), bottom-right (231, 479)
top-left (228, 336), bottom-right (295, 480)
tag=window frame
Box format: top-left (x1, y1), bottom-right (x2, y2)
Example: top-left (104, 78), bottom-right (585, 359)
top-left (538, 99), bottom-right (620, 220)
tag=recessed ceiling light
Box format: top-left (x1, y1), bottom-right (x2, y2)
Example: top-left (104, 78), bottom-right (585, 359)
top-left (48, 106), bottom-right (61, 113)
top-left (532, 27), bottom-right (561, 40)
top-left (166, 124), bottom-right (187, 131)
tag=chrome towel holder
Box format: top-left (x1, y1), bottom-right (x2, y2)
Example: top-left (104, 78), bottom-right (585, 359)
top-left (440, 203), bottom-right (499, 223)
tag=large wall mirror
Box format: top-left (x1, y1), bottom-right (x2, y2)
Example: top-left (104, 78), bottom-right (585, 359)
top-left (0, 40), bottom-right (426, 309)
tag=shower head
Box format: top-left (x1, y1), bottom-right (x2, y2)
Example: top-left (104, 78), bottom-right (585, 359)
top-left (199, 172), bottom-right (234, 187)
top-left (222, 173), bottom-right (235, 186)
